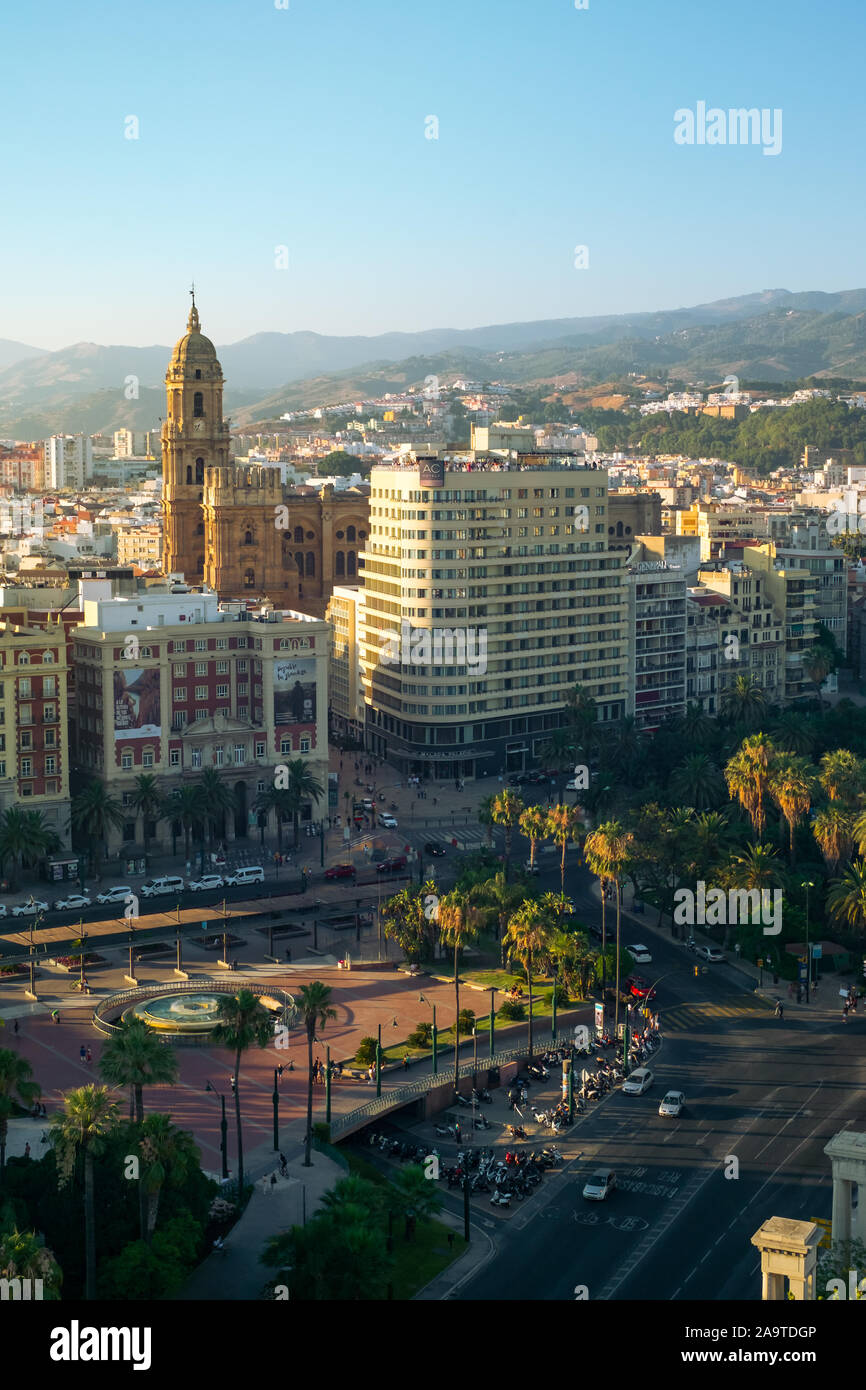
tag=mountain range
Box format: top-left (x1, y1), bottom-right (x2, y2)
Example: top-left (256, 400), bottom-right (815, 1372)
top-left (3, 287), bottom-right (866, 437)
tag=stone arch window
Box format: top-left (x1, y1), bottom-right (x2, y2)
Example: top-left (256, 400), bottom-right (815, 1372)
top-left (293, 526), bottom-right (304, 543)
top-left (615, 521), bottom-right (623, 537)
top-left (305, 552), bottom-right (315, 576)
top-left (186, 466), bottom-right (192, 484)
top-left (195, 369), bottom-right (202, 380)
top-left (42, 650), bottom-right (55, 664)
top-left (244, 569), bottom-right (255, 589)
top-left (358, 529), bottom-right (367, 539)
top-left (195, 456), bottom-right (205, 484)
top-left (18, 652), bottom-right (29, 665)
top-left (295, 551), bottom-right (304, 574)
top-left (347, 550), bottom-right (357, 576)
top-left (346, 524), bottom-right (356, 543)
top-left (193, 392), bottom-right (204, 418)
top-left (336, 551), bottom-right (345, 577)
top-left (243, 527), bottom-right (255, 546)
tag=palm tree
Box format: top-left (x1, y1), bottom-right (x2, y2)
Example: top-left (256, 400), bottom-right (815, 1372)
top-left (49, 1085), bottom-right (119, 1300)
top-left (0, 1048), bottom-right (40, 1176)
top-left (277, 758), bottom-right (325, 848)
top-left (805, 647), bottom-right (833, 709)
top-left (503, 899), bottom-right (553, 1058)
top-left (721, 675), bottom-right (766, 729)
top-left (724, 844), bottom-right (784, 949)
top-left (490, 790), bottom-right (523, 871)
top-left (254, 785), bottom-right (293, 851)
top-left (686, 810), bottom-right (740, 881)
top-left (813, 805), bottom-right (856, 871)
top-left (477, 795), bottom-right (497, 849)
top-left (470, 870), bottom-right (527, 966)
top-left (0, 807), bottom-right (59, 887)
top-left (610, 716), bottom-right (642, 774)
top-left (545, 803), bottom-right (583, 893)
top-left (725, 734), bottom-right (776, 840)
top-left (549, 926), bottom-right (596, 1001)
top-left (98, 1017), bottom-right (178, 1124)
top-left (297, 981), bottom-right (337, 1167)
top-left (679, 701), bottom-right (714, 748)
top-left (211, 990), bottom-right (274, 1193)
top-left (771, 711), bottom-right (815, 756)
top-left (164, 784), bottom-right (207, 864)
top-left (669, 753), bottom-right (726, 810)
top-left (69, 781), bottom-right (125, 875)
top-left (827, 859), bottom-right (866, 933)
top-left (0, 1227), bottom-right (62, 1299)
top-left (138, 1112), bottom-right (199, 1244)
top-left (768, 755), bottom-right (816, 863)
top-left (197, 768), bottom-right (237, 850)
top-left (126, 774), bottom-right (163, 863)
top-left (584, 821), bottom-right (635, 1034)
top-left (519, 805), bottom-right (547, 871)
top-left (438, 891), bottom-right (479, 1088)
top-left (537, 729), bottom-right (576, 795)
top-left (389, 1164), bottom-right (444, 1242)
top-left (819, 749), bottom-right (866, 805)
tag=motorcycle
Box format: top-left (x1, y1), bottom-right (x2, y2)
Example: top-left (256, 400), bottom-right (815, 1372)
top-left (454, 1090), bottom-right (472, 1107)
top-left (490, 1189), bottom-right (511, 1208)
top-left (507, 1124), bottom-right (527, 1140)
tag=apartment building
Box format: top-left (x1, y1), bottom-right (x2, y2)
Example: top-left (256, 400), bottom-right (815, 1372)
top-left (44, 435), bottom-right (93, 490)
top-left (740, 545), bottom-right (817, 702)
top-left (624, 553), bottom-right (687, 731)
top-left (359, 457), bottom-right (628, 779)
top-left (0, 620), bottom-right (70, 847)
top-left (695, 561), bottom-right (785, 706)
top-left (72, 586), bottom-right (328, 854)
top-left (326, 584), bottom-right (364, 743)
top-left (113, 429), bottom-right (158, 458)
top-left (116, 524), bottom-right (162, 570)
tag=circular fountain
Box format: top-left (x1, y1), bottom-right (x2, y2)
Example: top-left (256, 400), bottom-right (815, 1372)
top-left (123, 991), bottom-right (229, 1036)
top-left (94, 980), bottom-right (296, 1044)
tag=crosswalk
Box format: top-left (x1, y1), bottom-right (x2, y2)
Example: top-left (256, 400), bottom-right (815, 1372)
top-left (662, 994), bottom-right (773, 1032)
top-left (418, 828), bottom-right (491, 850)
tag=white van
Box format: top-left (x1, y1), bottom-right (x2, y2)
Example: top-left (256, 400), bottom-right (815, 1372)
top-left (225, 865), bottom-right (265, 886)
top-left (97, 885), bottom-right (135, 906)
top-left (141, 875), bottom-right (186, 898)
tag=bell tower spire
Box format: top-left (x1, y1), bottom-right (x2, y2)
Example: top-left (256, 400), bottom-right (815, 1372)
top-left (188, 281), bottom-right (200, 333)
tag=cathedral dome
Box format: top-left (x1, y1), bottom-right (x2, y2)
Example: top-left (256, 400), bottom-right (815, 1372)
top-left (168, 295), bottom-right (221, 374)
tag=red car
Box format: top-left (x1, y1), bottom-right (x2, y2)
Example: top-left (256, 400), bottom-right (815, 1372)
top-left (376, 855), bottom-right (408, 874)
top-left (325, 864), bottom-right (356, 880)
top-left (625, 975), bottom-right (656, 1001)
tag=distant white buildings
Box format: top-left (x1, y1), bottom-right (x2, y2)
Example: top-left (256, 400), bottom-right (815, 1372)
top-left (44, 435), bottom-right (93, 489)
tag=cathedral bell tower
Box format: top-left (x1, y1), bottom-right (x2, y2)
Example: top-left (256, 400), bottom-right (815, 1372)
top-left (161, 291), bottom-right (231, 581)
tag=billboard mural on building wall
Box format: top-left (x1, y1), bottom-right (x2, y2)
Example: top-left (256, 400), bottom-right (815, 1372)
top-left (274, 658), bottom-right (316, 725)
top-left (114, 668), bottom-right (161, 738)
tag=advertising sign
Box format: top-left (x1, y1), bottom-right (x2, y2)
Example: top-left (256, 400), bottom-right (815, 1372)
top-left (114, 668), bottom-right (160, 739)
top-left (594, 1001), bottom-right (604, 1036)
top-left (418, 457), bottom-right (445, 488)
top-left (274, 658), bottom-right (316, 725)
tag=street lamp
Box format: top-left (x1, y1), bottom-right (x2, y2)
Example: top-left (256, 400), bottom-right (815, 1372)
top-left (419, 992), bottom-right (438, 1075)
top-left (205, 1080), bottom-right (229, 1180)
top-left (488, 987), bottom-right (496, 1059)
top-left (272, 1067), bottom-right (280, 1150)
top-left (802, 879), bottom-right (815, 1003)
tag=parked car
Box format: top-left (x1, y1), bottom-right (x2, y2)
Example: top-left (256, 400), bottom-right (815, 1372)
top-left (11, 898), bottom-right (49, 917)
top-left (325, 864), bottom-right (355, 880)
top-left (622, 1067), bottom-right (654, 1096)
top-left (694, 945), bottom-right (725, 963)
top-left (424, 843), bottom-right (446, 857)
top-left (140, 875), bottom-right (186, 898)
top-left (627, 943), bottom-right (652, 964)
top-left (376, 855), bottom-right (407, 874)
top-left (0, 904), bottom-right (7, 919)
top-left (625, 975), bottom-right (656, 1000)
top-left (362, 797), bottom-right (375, 811)
top-left (378, 813), bottom-right (398, 829)
top-left (53, 893), bottom-right (91, 912)
top-left (508, 773), bottom-right (527, 785)
top-left (658, 1090), bottom-right (685, 1117)
top-left (187, 874), bottom-right (226, 893)
top-left (522, 859), bottom-right (541, 875)
top-left (96, 885), bottom-right (135, 906)
top-left (582, 1168), bottom-right (617, 1201)
top-left (224, 866), bottom-right (265, 886)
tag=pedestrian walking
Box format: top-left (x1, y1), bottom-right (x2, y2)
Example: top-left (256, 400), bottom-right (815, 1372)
top-left (279, 1152), bottom-right (288, 1177)
top-left (24, 1142), bottom-right (30, 1159)
top-left (270, 1172), bottom-right (277, 1193)
top-left (79, 1045), bottom-right (86, 1064)
top-left (12, 1019), bottom-right (18, 1036)
top-left (86, 1046), bottom-right (92, 1065)
top-left (402, 1053), bottom-right (410, 1071)
top-left (843, 1002), bottom-right (850, 1022)
top-left (51, 1010), bottom-right (59, 1025)
top-left (277, 1064), bottom-right (284, 1081)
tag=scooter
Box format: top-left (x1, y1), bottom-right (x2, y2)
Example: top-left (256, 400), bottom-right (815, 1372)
top-left (490, 1189), bottom-right (511, 1208)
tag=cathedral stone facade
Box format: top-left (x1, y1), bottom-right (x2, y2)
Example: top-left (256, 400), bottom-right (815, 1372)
top-left (161, 298), bottom-right (369, 616)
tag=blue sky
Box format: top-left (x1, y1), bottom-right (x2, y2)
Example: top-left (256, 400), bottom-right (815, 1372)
top-left (2, 0), bottom-right (863, 348)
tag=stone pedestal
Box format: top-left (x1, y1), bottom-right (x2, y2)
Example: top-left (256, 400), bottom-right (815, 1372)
top-left (750, 1217), bottom-right (821, 1300)
top-left (824, 1129), bottom-right (866, 1249)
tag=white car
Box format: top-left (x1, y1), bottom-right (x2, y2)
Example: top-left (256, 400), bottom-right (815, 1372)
top-left (187, 874), bottom-right (226, 893)
top-left (378, 814), bottom-right (398, 829)
top-left (522, 859), bottom-right (541, 875)
top-left (694, 945), bottom-right (725, 963)
top-left (53, 894), bottom-right (91, 912)
top-left (96, 885), bottom-right (135, 906)
top-left (628, 943), bottom-right (652, 963)
top-left (622, 1067), bottom-right (654, 1096)
top-left (12, 898), bottom-right (49, 917)
top-left (0, 904), bottom-right (7, 919)
top-left (582, 1168), bottom-right (617, 1201)
top-left (659, 1090), bottom-right (685, 1117)
top-left (140, 876), bottom-right (185, 898)
top-left (224, 865), bottom-right (265, 886)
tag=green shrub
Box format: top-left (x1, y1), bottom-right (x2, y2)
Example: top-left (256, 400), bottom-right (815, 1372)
top-left (544, 984), bottom-right (569, 1007)
top-left (456, 1009), bottom-right (476, 1035)
top-left (356, 1036), bottom-right (378, 1066)
top-left (408, 1021), bottom-right (432, 1047)
top-left (497, 1000), bottom-right (526, 1021)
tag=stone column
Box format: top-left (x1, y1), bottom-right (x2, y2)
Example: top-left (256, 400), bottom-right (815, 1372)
top-left (824, 1130), bottom-right (866, 1249)
top-left (750, 1217), bottom-right (821, 1300)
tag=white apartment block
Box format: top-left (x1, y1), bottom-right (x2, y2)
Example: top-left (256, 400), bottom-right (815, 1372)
top-left (44, 434), bottom-right (93, 489)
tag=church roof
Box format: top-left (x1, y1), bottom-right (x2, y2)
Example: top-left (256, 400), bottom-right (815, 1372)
top-left (169, 293), bottom-right (220, 370)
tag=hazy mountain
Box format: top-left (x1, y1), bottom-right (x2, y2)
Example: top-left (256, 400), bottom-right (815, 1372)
top-left (0, 338), bottom-right (47, 372)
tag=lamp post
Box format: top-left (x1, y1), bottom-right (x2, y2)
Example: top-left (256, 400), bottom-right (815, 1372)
top-left (551, 964), bottom-right (559, 1045)
top-left (28, 910), bottom-right (44, 999)
top-left (488, 987), bottom-right (495, 1058)
top-left (802, 879), bottom-right (815, 1002)
top-left (128, 922), bottom-right (136, 982)
top-left (206, 1081), bottom-right (229, 1180)
top-left (79, 927), bottom-right (88, 993)
top-left (325, 1044), bottom-right (332, 1125)
top-left (376, 1022), bottom-right (382, 1099)
top-left (272, 1068), bottom-right (280, 1150)
top-left (420, 993), bottom-right (438, 1075)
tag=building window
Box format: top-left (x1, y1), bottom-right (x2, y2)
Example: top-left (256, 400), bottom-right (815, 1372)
top-left (294, 526), bottom-right (304, 543)
top-left (191, 749), bottom-right (202, 770)
top-left (215, 746), bottom-right (224, 767)
top-left (19, 705), bottom-right (32, 725)
top-left (216, 660), bottom-right (228, 674)
top-left (193, 392), bottom-right (204, 418)
top-left (237, 659), bottom-right (248, 672)
top-left (20, 783), bottom-right (32, 797)
top-left (173, 663), bottom-right (187, 676)
top-left (234, 745), bottom-right (245, 765)
top-left (243, 529), bottom-right (254, 546)
top-left (20, 732), bottom-right (31, 750)
top-left (216, 638), bottom-right (228, 650)
top-left (18, 678), bottom-right (31, 697)
top-left (346, 525), bottom-right (356, 542)
top-left (121, 751), bottom-right (133, 770)
top-left (18, 652), bottom-right (29, 665)
top-left (174, 688), bottom-right (187, 702)
top-left (280, 738), bottom-right (291, 755)
top-left (20, 758), bottom-right (32, 776)
top-left (43, 705), bottom-right (56, 722)
top-left (195, 456), bottom-right (204, 484)
top-left (195, 685), bottom-right (207, 700)
top-left (43, 650), bottom-right (55, 664)
top-left (43, 676), bottom-right (56, 696)
top-left (306, 552), bottom-right (315, 576)
top-left (300, 735), bottom-right (311, 753)
top-left (195, 639), bottom-right (206, 652)
top-left (45, 755), bottom-right (56, 774)
top-left (45, 780), bottom-right (58, 795)
top-left (336, 551), bottom-right (345, 576)
top-left (255, 740), bottom-right (265, 758)
top-left (174, 641), bottom-right (186, 653)
top-left (170, 749), bottom-right (181, 767)
top-left (244, 569), bottom-right (255, 588)
top-left (123, 822), bottom-right (136, 842)
top-left (195, 662), bottom-right (207, 676)
top-left (143, 749), bottom-right (154, 769)
top-left (216, 684), bottom-right (229, 699)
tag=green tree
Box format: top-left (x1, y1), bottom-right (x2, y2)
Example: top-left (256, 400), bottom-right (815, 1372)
top-left (545, 802), bottom-right (583, 893)
top-left (197, 768), bottom-right (237, 850)
top-left (69, 781), bottom-right (125, 875)
top-left (819, 749), bottom-right (866, 804)
top-left (721, 675), bottom-right (767, 729)
top-left (296, 982), bottom-right (337, 1167)
top-left (389, 1163), bottom-right (443, 1241)
top-left (725, 734), bottom-right (776, 840)
top-left (584, 821), bottom-right (635, 1032)
top-left (0, 807), bottom-right (59, 887)
top-left (381, 880), bottom-right (438, 962)
top-left (438, 892), bottom-right (479, 1088)
top-left (138, 1113), bottom-right (199, 1245)
top-left (827, 860), bottom-right (866, 933)
top-left (126, 774), bottom-right (163, 863)
top-left (491, 789), bottom-right (523, 870)
top-left (212, 990), bottom-right (274, 1194)
top-left (277, 758), bottom-right (325, 848)
top-left (0, 1227), bottom-right (62, 1299)
top-left (768, 755), bottom-right (816, 863)
top-left (0, 1049), bottom-right (40, 1176)
top-left (253, 785), bottom-right (294, 851)
top-left (469, 869), bottom-right (527, 966)
top-left (669, 754), bottom-right (726, 810)
top-left (503, 898), bottom-right (554, 1057)
top-left (813, 805), bottom-right (856, 870)
top-left (163, 784), bottom-right (207, 864)
top-left (98, 1016), bottom-right (178, 1125)
top-left (519, 805), bottom-right (547, 871)
top-left (49, 1085), bottom-right (119, 1300)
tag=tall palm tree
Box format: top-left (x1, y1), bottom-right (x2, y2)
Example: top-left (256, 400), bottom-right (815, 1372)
top-left (721, 675), bottom-right (766, 729)
top-left (503, 899), bottom-right (553, 1059)
top-left (49, 1085), bottom-right (119, 1300)
top-left (686, 810), bottom-right (740, 881)
top-left (584, 821), bottom-right (635, 1034)
top-left (389, 1164), bottom-right (444, 1242)
top-left (126, 774), bottom-right (163, 863)
top-left (813, 805), bottom-right (856, 871)
top-left (678, 701), bottom-right (714, 748)
top-left (164, 784), bottom-right (207, 864)
top-left (254, 785), bottom-right (294, 851)
top-left (0, 1048), bottom-right (40, 1176)
top-left (819, 749), bottom-right (866, 805)
top-left (470, 870), bottom-right (527, 966)
top-left (138, 1112), bottom-right (199, 1244)
top-left (477, 795), bottom-right (497, 849)
top-left (724, 844), bottom-right (784, 949)
top-left (277, 758), bottom-right (325, 848)
top-left (198, 768), bottom-right (237, 850)
top-left (827, 859), bottom-right (866, 933)
top-left (725, 734), bottom-right (776, 840)
top-left (770, 711), bottom-right (815, 756)
top-left (0, 807), bottom-right (59, 887)
top-left (490, 790), bottom-right (523, 872)
top-left (297, 981), bottom-right (336, 1167)
top-left (768, 755), bottom-right (817, 864)
top-left (537, 729), bottom-right (576, 795)
top-left (211, 990), bottom-right (274, 1193)
top-left (805, 647), bottom-right (833, 709)
top-left (69, 781), bottom-right (125, 875)
top-left (0, 1227), bottom-right (62, 1299)
top-left (669, 753), bottom-right (726, 810)
top-left (545, 802), bottom-right (583, 893)
top-left (98, 1017), bottom-right (178, 1124)
top-left (519, 805), bottom-right (547, 871)
top-left (438, 891), bottom-right (479, 1088)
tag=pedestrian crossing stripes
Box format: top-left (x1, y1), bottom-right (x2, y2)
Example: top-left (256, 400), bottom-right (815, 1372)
top-left (419, 828), bottom-right (490, 849)
top-left (662, 994), bottom-right (773, 1032)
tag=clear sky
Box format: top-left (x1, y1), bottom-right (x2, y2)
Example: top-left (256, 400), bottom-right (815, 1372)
top-left (3, 0), bottom-right (863, 349)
